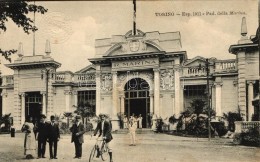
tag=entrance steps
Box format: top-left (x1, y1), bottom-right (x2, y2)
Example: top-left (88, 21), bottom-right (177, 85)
top-left (113, 128), bottom-right (155, 134)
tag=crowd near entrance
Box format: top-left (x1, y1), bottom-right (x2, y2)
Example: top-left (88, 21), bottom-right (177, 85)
top-left (124, 78), bottom-right (150, 128)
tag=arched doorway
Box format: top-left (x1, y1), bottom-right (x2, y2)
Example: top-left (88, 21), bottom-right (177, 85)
top-left (124, 78), bottom-right (150, 128)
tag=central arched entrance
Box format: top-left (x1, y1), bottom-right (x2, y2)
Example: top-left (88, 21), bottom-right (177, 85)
top-left (124, 78), bottom-right (150, 128)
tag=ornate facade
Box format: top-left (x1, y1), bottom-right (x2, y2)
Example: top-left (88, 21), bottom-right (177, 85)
top-left (0, 19), bottom-right (259, 130)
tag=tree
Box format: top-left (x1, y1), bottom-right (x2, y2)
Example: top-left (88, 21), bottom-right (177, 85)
top-left (0, 0), bottom-right (47, 62)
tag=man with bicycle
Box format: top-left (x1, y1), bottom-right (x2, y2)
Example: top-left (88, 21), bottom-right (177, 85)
top-left (93, 114), bottom-right (113, 162)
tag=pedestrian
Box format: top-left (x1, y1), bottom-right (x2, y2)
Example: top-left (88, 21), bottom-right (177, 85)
top-left (123, 115), bottom-right (128, 129)
top-left (10, 124), bottom-right (15, 137)
top-left (21, 117), bottom-right (37, 159)
top-left (70, 115), bottom-right (85, 159)
top-left (138, 114), bottom-right (143, 129)
top-left (36, 114), bottom-right (48, 159)
top-left (128, 118), bottom-right (137, 146)
top-left (93, 114), bottom-right (113, 162)
top-left (47, 115), bottom-right (60, 159)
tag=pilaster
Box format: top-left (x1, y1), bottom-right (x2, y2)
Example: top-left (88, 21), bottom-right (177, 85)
top-left (149, 90), bottom-right (154, 114)
top-left (247, 80), bottom-right (255, 121)
top-left (153, 68), bottom-right (160, 116)
top-left (237, 51), bottom-right (246, 119)
top-left (64, 89), bottom-right (72, 112)
top-left (112, 71), bottom-right (118, 118)
top-left (214, 82), bottom-right (223, 117)
top-left (40, 91), bottom-right (46, 115)
top-left (96, 66), bottom-right (101, 116)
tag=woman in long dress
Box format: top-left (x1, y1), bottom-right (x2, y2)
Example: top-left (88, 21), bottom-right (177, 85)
top-left (21, 117), bottom-right (37, 159)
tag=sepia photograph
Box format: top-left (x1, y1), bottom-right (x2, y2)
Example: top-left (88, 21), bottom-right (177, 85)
top-left (0, 0), bottom-right (260, 161)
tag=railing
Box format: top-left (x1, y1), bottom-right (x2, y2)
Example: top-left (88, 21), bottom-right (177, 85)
top-left (182, 66), bottom-right (207, 77)
top-left (234, 121), bottom-right (260, 133)
top-left (74, 73), bottom-right (96, 83)
top-left (215, 60), bottom-right (237, 73)
top-left (1, 75), bottom-right (14, 86)
top-left (54, 72), bottom-right (96, 84)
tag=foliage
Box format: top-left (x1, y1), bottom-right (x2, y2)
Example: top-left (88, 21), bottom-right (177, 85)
top-left (223, 111), bottom-right (243, 132)
top-left (169, 115), bottom-right (178, 124)
top-left (189, 99), bottom-right (206, 116)
top-left (0, 113), bottom-right (12, 132)
top-left (74, 102), bottom-right (95, 118)
top-left (234, 127), bottom-right (260, 147)
top-left (212, 122), bottom-right (228, 137)
top-left (0, 0), bottom-right (47, 61)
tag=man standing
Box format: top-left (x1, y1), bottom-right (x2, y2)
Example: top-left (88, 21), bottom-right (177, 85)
top-left (93, 114), bottom-right (113, 162)
top-left (47, 115), bottom-right (60, 159)
top-left (129, 118), bottom-right (137, 146)
top-left (36, 114), bottom-right (48, 159)
top-left (70, 115), bottom-right (85, 159)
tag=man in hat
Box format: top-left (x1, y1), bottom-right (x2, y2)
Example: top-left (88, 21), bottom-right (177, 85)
top-left (36, 114), bottom-right (48, 158)
top-left (93, 114), bottom-right (113, 162)
top-left (70, 115), bottom-right (85, 159)
top-left (47, 115), bottom-right (60, 159)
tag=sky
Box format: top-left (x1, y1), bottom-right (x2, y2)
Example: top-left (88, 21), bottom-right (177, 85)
top-left (0, 0), bottom-right (258, 75)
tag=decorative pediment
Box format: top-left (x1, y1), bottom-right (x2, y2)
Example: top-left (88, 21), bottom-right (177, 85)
top-left (183, 56), bottom-right (207, 67)
top-left (105, 40), bottom-right (162, 56)
top-left (75, 64), bottom-right (96, 73)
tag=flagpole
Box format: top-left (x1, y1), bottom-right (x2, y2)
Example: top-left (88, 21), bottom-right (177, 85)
top-left (133, 0), bottom-right (136, 35)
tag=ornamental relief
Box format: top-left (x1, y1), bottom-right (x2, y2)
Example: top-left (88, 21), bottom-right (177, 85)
top-left (101, 73), bottom-right (112, 92)
top-left (117, 71), bottom-right (154, 90)
top-left (160, 69), bottom-right (175, 90)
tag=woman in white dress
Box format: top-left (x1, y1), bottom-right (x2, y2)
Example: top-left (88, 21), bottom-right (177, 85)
top-left (21, 117), bottom-right (37, 159)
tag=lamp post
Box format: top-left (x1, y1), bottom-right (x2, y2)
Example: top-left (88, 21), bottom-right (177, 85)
top-left (206, 58), bottom-right (211, 141)
top-left (41, 68), bottom-right (54, 116)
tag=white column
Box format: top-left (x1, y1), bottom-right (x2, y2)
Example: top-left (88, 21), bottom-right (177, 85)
top-left (215, 82), bottom-right (223, 117)
top-left (1, 91), bottom-right (7, 115)
top-left (247, 81), bottom-right (255, 121)
top-left (174, 68), bottom-right (180, 116)
top-left (64, 90), bottom-right (71, 112)
top-left (41, 92), bottom-right (46, 115)
top-left (21, 93), bottom-right (25, 125)
top-left (96, 67), bottom-right (101, 116)
top-left (149, 91), bottom-right (154, 114)
top-left (112, 71), bottom-right (118, 118)
top-left (73, 91), bottom-right (78, 106)
top-left (153, 69), bottom-right (160, 116)
top-left (171, 94), bottom-right (175, 115)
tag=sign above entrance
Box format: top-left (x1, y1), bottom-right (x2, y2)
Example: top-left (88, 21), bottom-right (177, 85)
top-left (112, 58), bottom-right (159, 71)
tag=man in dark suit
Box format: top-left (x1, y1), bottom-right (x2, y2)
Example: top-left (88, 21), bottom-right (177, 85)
top-left (36, 114), bottom-right (48, 159)
top-left (94, 114), bottom-right (113, 162)
top-left (70, 115), bottom-right (85, 159)
top-left (47, 115), bottom-right (60, 159)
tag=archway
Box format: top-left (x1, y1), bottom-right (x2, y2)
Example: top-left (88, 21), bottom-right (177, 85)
top-left (124, 78), bottom-right (150, 128)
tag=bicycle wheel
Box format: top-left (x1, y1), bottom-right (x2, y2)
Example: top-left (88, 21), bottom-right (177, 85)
top-left (89, 146), bottom-right (96, 162)
top-left (100, 142), bottom-right (109, 161)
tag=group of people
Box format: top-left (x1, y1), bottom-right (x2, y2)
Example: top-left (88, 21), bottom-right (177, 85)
top-left (21, 115), bottom-right (60, 159)
top-left (123, 114), bottom-right (143, 129)
top-left (21, 114), bottom-right (113, 162)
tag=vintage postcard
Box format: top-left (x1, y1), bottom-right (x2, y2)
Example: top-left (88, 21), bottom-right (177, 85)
top-left (0, 0), bottom-right (259, 162)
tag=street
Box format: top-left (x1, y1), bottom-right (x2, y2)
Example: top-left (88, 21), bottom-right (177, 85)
top-left (0, 132), bottom-right (260, 162)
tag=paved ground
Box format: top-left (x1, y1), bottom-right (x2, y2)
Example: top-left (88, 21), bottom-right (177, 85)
top-left (0, 132), bottom-right (260, 162)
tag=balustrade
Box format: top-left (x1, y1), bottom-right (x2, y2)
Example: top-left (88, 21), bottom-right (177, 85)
top-left (215, 60), bottom-right (237, 73)
top-left (235, 121), bottom-right (260, 133)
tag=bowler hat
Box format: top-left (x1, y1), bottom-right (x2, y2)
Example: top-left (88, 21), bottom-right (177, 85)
top-left (40, 114), bottom-right (46, 119)
top-left (50, 115), bottom-right (55, 120)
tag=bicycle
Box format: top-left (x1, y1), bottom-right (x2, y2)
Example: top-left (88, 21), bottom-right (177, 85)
top-left (89, 136), bottom-right (109, 162)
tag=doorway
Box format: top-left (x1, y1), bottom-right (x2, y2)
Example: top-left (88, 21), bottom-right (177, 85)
top-left (124, 78), bottom-right (150, 128)
top-left (25, 92), bottom-right (42, 124)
